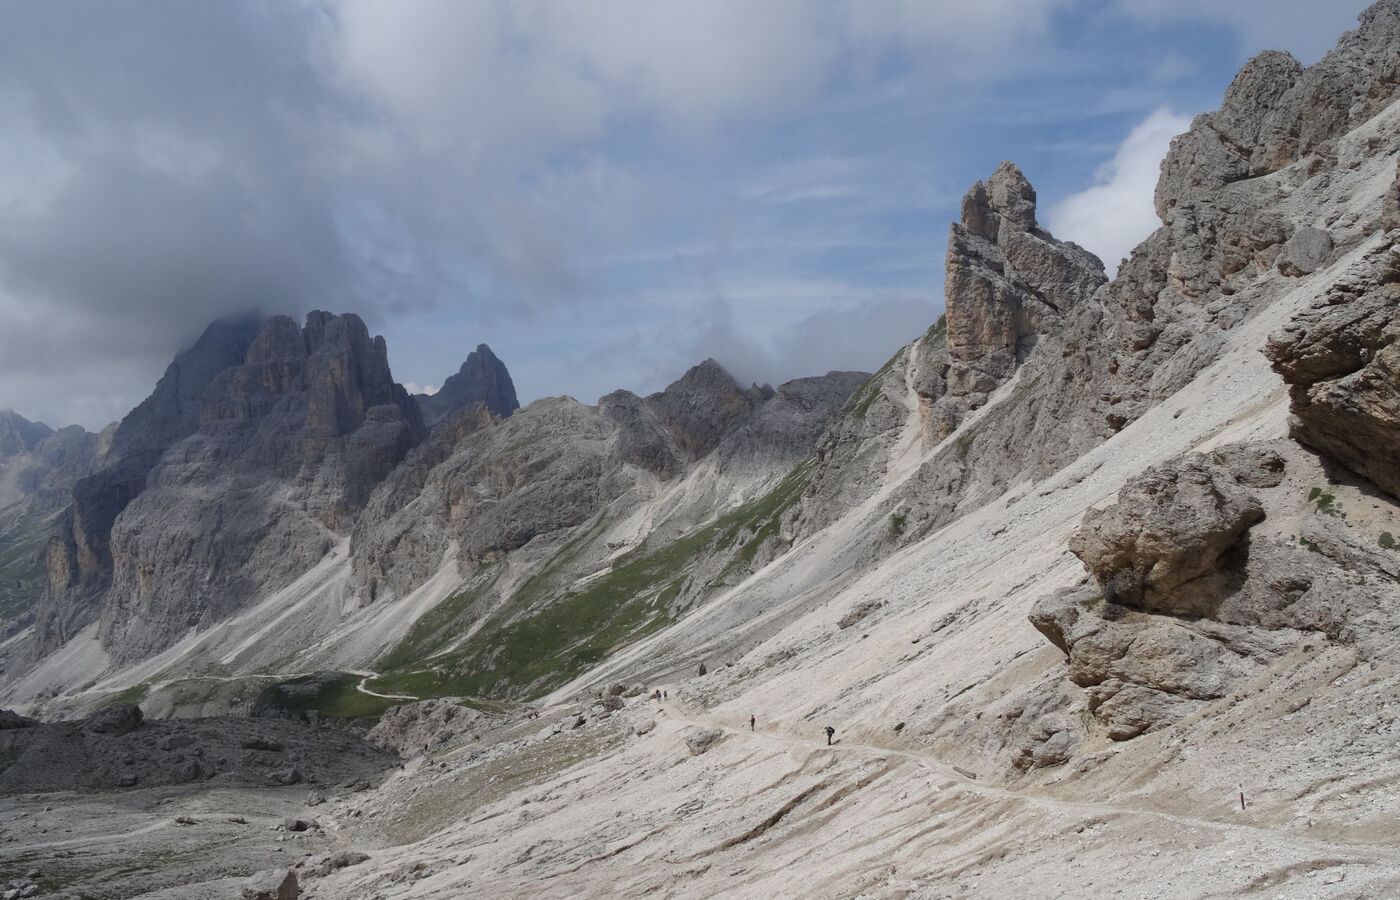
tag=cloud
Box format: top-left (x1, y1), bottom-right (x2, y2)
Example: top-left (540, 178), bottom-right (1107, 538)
top-left (1112, 0), bottom-right (1372, 65)
top-left (1045, 107), bottom-right (1191, 275)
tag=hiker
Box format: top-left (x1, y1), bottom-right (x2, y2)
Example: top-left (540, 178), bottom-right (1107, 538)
top-left (663, 690), bottom-right (667, 699)
top-left (749, 715), bottom-right (755, 732)
top-left (825, 726), bottom-right (835, 746)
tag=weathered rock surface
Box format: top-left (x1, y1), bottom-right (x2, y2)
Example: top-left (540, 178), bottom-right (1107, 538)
top-left (38, 314), bottom-right (264, 653)
top-left (415, 343), bottom-right (519, 427)
top-left (1068, 455), bottom-right (1265, 617)
top-left (1267, 240), bottom-right (1400, 500)
top-left (684, 727), bottom-right (723, 755)
top-left (242, 868), bottom-right (299, 900)
top-left (367, 699), bottom-right (499, 756)
top-left (928, 161), bottom-right (1106, 438)
top-left (1033, 436), bottom-right (1400, 740)
top-left (0, 704), bottom-right (396, 793)
top-left (87, 312), bottom-right (424, 663)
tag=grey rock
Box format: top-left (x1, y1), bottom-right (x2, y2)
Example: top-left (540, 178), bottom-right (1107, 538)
top-left (1068, 454), bottom-right (1264, 617)
top-left (242, 868), bottom-right (298, 900)
top-left (0, 710), bottom-right (38, 730)
top-left (367, 699), bottom-right (495, 757)
top-left (1278, 227), bottom-right (1334, 276)
top-left (601, 695), bottom-right (625, 712)
top-left (85, 703), bottom-right (143, 736)
top-left (1267, 242), bottom-right (1400, 500)
top-left (684, 728), bottom-right (724, 756)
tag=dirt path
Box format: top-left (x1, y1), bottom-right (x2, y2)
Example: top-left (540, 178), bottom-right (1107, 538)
top-left (657, 702), bottom-right (1400, 865)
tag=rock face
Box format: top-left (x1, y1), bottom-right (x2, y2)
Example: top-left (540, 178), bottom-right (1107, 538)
top-left (352, 362), bottom-right (860, 608)
top-left (1031, 439), bottom-right (1400, 741)
top-left (1267, 240), bottom-right (1400, 500)
top-left (35, 312), bottom-right (427, 664)
top-left (924, 162), bottom-right (1106, 440)
top-left (1068, 456), bottom-right (1265, 617)
top-left (38, 315), bottom-right (263, 651)
top-left (415, 343), bottom-right (520, 427)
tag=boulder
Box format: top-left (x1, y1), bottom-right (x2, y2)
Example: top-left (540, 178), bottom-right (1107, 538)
top-left (85, 704), bottom-right (143, 736)
top-left (684, 728), bottom-right (724, 756)
top-left (1267, 243), bottom-right (1400, 501)
top-left (1068, 454), bottom-right (1263, 617)
top-left (1277, 227), bottom-right (1334, 276)
top-left (242, 868), bottom-right (298, 900)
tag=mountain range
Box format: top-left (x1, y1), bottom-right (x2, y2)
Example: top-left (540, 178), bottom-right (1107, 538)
top-left (4, 3), bottom-right (1400, 897)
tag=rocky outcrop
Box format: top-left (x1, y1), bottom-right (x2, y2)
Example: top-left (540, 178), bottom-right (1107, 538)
top-left (925, 162), bottom-right (1106, 440)
top-left (366, 699), bottom-right (499, 756)
top-left (1266, 239), bottom-right (1400, 500)
top-left (0, 704), bottom-right (396, 793)
top-left (1030, 439), bottom-right (1400, 741)
top-left (1067, 456), bottom-right (1266, 618)
top-left (415, 343), bottom-right (519, 427)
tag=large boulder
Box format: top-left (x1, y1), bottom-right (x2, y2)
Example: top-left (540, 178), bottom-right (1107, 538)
top-left (1068, 454), bottom-right (1264, 617)
top-left (85, 703), bottom-right (144, 736)
top-left (242, 868), bottom-right (298, 900)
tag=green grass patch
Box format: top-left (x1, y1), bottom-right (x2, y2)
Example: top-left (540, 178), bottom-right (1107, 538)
top-left (253, 672), bottom-right (401, 720)
top-left (848, 347), bottom-right (907, 420)
top-left (889, 513), bottom-right (906, 537)
top-left (101, 683), bottom-right (150, 708)
top-left (1381, 532), bottom-right (1396, 550)
top-left (377, 569), bottom-right (502, 671)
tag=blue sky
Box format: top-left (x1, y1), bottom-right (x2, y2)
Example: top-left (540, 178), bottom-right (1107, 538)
top-left (0, 0), bottom-right (1375, 429)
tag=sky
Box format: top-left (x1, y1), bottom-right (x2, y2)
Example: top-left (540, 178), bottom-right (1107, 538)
top-left (0, 0), bottom-right (1376, 430)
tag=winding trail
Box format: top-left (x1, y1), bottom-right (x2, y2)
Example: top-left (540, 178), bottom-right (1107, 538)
top-left (652, 700), bottom-right (1400, 866)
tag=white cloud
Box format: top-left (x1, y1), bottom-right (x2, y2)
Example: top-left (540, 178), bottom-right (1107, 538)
top-left (1113, 0), bottom-right (1371, 65)
top-left (1046, 107), bottom-right (1191, 275)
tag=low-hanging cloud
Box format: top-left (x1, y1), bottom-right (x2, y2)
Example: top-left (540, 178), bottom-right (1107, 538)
top-left (1046, 107), bottom-right (1191, 275)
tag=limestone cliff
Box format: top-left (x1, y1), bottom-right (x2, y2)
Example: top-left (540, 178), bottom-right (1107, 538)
top-left (415, 343), bottom-right (519, 427)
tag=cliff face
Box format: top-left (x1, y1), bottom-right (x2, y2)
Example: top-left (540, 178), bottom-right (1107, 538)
top-left (38, 315), bottom-right (263, 651)
top-left (350, 361), bottom-right (862, 610)
top-left (33, 312), bottom-right (427, 664)
top-left (415, 343), bottom-right (519, 427)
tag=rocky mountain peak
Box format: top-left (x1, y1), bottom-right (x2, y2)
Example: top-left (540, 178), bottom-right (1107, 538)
top-left (913, 161), bottom-right (1107, 443)
top-left (415, 343), bottom-right (519, 427)
top-left (0, 411), bottom-right (52, 458)
top-left (961, 160), bottom-right (1038, 241)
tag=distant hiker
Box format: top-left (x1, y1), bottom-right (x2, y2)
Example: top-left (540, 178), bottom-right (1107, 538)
top-left (654, 689), bottom-right (662, 701)
top-left (825, 726), bottom-right (835, 746)
top-left (663, 690), bottom-right (668, 700)
top-left (749, 715), bottom-right (755, 731)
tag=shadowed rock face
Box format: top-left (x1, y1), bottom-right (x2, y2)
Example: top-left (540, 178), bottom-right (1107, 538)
top-left (415, 343), bottom-right (520, 427)
top-left (36, 312), bottom-right (427, 664)
top-left (38, 315), bottom-right (264, 651)
top-left (1267, 241), bottom-right (1400, 501)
